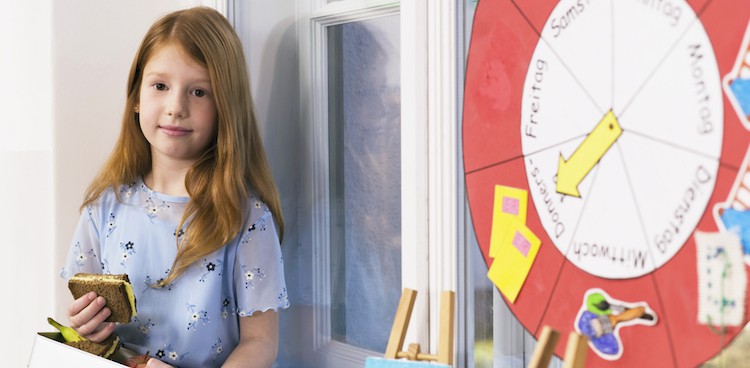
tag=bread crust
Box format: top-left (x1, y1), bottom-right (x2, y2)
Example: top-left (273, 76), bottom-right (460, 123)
top-left (68, 273), bottom-right (136, 323)
top-left (65, 334), bottom-right (121, 358)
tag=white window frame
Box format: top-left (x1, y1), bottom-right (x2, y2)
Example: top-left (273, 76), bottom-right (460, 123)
top-left (302, 0), bottom-right (461, 366)
top-left (402, 0), bottom-right (460, 359)
top-left (426, 1), bottom-right (459, 356)
top-left (308, 1), bottom-right (408, 366)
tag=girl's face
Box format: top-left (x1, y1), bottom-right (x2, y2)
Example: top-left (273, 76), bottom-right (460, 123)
top-left (138, 43), bottom-right (218, 166)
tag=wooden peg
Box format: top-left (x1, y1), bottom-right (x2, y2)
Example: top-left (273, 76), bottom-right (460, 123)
top-left (396, 344), bottom-right (439, 362)
top-left (406, 343), bottom-right (421, 360)
top-left (528, 326), bottom-right (561, 368)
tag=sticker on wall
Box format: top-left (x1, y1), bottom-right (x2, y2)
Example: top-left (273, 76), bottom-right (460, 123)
top-left (574, 288), bottom-right (657, 361)
top-left (487, 218), bottom-right (541, 303)
top-left (489, 185), bottom-right (529, 258)
top-left (724, 22), bottom-right (750, 130)
top-left (487, 185), bottom-right (539, 303)
top-left (714, 146), bottom-right (750, 265)
top-left (695, 231), bottom-right (747, 328)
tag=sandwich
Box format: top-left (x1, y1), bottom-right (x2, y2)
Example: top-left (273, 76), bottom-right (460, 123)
top-left (47, 317), bottom-right (121, 359)
top-left (68, 273), bottom-right (137, 323)
top-left (66, 333), bottom-right (121, 358)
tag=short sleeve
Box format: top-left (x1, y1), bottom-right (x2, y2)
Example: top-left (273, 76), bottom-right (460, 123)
top-left (60, 205), bottom-right (104, 280)
top-left (233, 211), bottom-right (290, 317)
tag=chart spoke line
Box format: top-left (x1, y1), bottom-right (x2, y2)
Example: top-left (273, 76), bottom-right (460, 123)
top-left (623, 128), bottom-right (722, 163)
top-left (615, 141), bottom-right (679, 367)
top-left (464, 154), bottom-right (525, 177)
top-left (558, 157), bottom-right (603, 262)
top-left (464, 133), bottom-right (588, 176)
top-left (510, 0), bottom-right (607, 117)
top-left (535, 155), bottom-right (606, 333)
top-left (621, 126), bottom-right (739, 194)
top-left (615, 142), bottom-right (663, 277)
top-left (534, 259), bottom-right (568, 336)
top-left (535, 38), bottom-right (606, 119)
top-left (649, 274), bottom-right (679, 368)
top-left (509, 0), bottom-right (542, 38)
top-left (696, 0), bottom-right (717, 24)
top-left (618, 1), bottom-right (716, 119)
top-left (719, 160), bottom-right (741, 173)
top-left (616, 129), bottom-right (724, 262)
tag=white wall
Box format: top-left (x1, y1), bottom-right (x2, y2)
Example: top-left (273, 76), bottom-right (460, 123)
top-left (233, 2), bottom-right (303, 366)
top-left (0, 0), bottom-right (202, 365)
top-left (0, 0), bottom-right (54, 364)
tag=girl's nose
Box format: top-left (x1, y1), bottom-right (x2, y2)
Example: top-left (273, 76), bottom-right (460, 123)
top-left (166, 93), bottom-right (188, 118)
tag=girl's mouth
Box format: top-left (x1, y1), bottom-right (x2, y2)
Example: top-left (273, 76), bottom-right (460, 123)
top-left (159, 125), bottom-right (192, 137)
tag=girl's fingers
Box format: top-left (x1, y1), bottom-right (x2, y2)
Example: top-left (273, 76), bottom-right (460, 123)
top-left (84, 321), bottom-right (116, 343)
top-left (78, 303), bottom-right (112, 337)
top-left (66, 292), bottom-right (96, 319)
top-left (69, 295), bottom-right (111, 336)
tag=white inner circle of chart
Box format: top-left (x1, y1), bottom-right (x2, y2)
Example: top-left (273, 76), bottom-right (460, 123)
top-left (520, 0), bottom-right (723, 279)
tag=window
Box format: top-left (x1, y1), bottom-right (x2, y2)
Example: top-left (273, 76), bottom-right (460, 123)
top-left (306, 0), bottom-right (461, 366)
top-left (327, 14), bottom-right (402, 353)
top-left (307, 2), bottom-right (409, 366)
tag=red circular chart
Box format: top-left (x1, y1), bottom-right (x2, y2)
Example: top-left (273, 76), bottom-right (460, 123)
top-left (463, 0), bottom-right (750, 366)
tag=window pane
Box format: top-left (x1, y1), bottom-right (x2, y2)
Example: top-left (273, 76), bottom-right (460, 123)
top-left (327, 14), bottom-right (401, 352)
top-left (471, 231), bottom-right (494, 368)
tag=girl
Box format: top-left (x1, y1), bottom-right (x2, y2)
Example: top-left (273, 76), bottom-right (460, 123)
top-left (60, 7), bottom-right (289, 368)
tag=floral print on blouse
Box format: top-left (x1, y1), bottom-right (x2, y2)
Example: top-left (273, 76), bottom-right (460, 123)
top-left (60, 178), bottom-right (289, 368)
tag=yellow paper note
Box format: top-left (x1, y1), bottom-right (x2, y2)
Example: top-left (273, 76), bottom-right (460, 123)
top-left (487, 217), bottom-right (541, 303)
top-left (489, 185), bottom-right (529, 258)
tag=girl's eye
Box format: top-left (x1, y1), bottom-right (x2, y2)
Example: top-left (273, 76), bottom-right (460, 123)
top-left (192, 89), bottom-right (207, 97)
top-left (154, 83), bottom-right (167, 91)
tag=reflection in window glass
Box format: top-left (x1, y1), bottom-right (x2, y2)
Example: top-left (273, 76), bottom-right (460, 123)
top-left (327, 14), bottom-right (401, 353)
top-left (471, 231), bottom-right (494, 368)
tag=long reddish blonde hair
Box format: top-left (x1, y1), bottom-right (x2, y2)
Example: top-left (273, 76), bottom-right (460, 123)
top-left (82, 7), bottom-right (284, 286)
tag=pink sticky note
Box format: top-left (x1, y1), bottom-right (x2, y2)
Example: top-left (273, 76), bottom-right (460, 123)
top-left (512, 231), bottom-right (531, 257)
top-left (503, 197), bottom-right (520, 215)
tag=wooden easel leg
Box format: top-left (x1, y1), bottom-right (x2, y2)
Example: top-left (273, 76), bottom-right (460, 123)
top-left (437, 290), bottom-right (455, 365)
top-left (385, 288), bottom-right (417, 359)
top-left (562, 332), bottom-right (588, 368)
top-left (528, 326), bottom-right (561, 368)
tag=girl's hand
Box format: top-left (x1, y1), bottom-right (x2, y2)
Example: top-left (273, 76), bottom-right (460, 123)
top-left (66, 291), bottom-right (116, 343)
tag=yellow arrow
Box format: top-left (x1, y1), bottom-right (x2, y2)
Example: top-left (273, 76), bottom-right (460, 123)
top-left (556, 110), bottom-right (622, 197)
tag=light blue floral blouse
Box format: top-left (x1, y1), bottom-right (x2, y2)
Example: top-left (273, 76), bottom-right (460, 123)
top-left (60, 178), bottom-right (289, 367)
